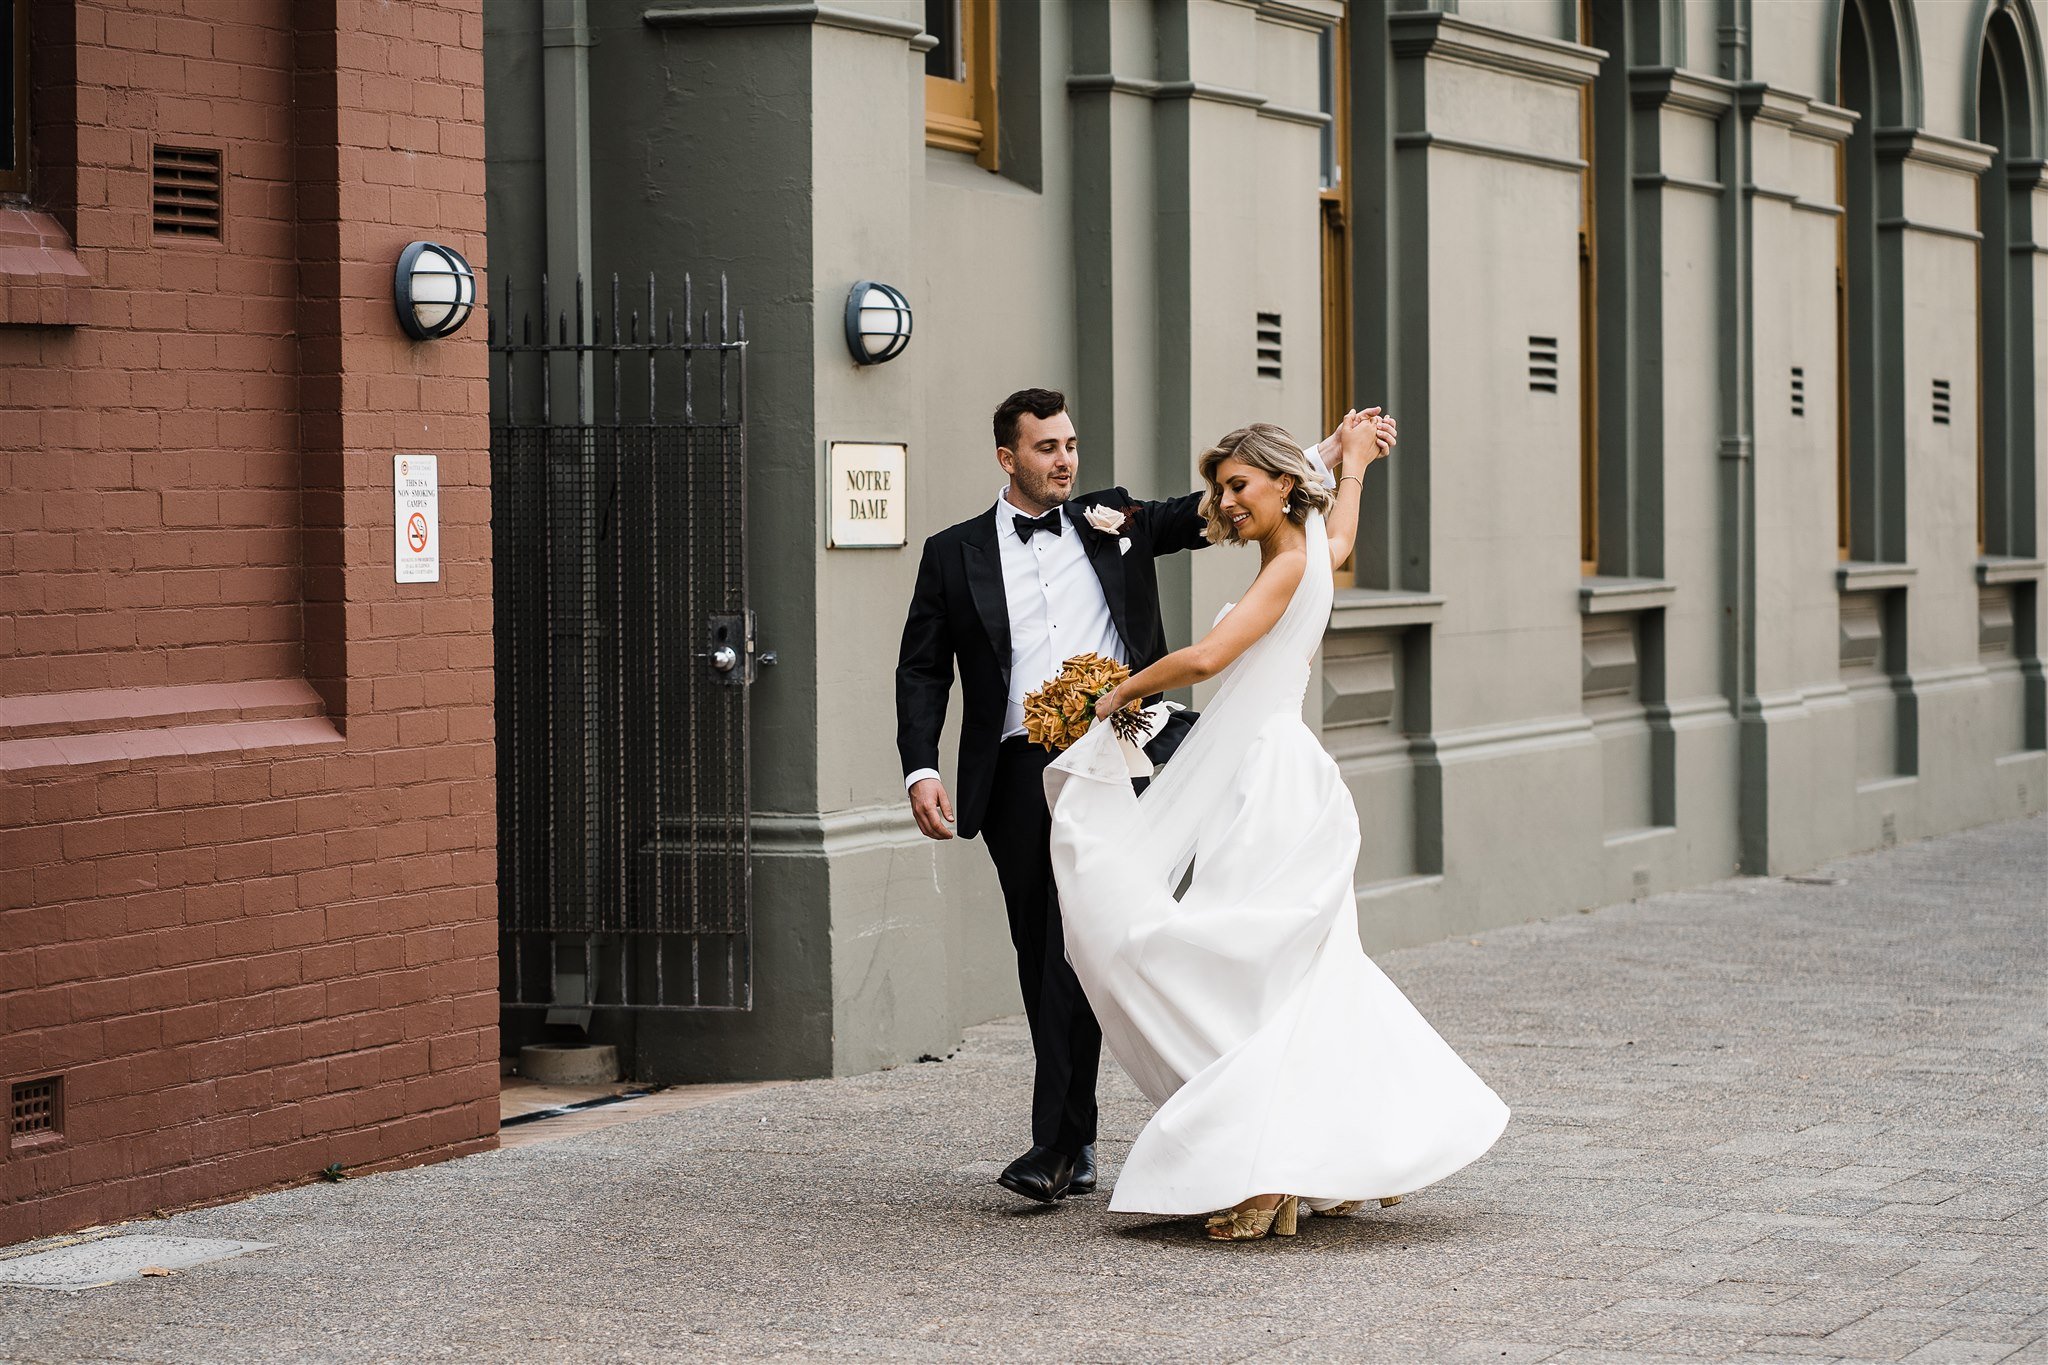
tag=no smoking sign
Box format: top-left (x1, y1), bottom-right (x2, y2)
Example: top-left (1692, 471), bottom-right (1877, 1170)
top-left (394, 455), bottom-right (440, 583)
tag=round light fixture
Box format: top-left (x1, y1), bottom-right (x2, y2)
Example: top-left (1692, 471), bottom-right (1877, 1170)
top-left (394, 241), bottom-right (477, 340)
top-left (845, 280), bottom-right (912, 365)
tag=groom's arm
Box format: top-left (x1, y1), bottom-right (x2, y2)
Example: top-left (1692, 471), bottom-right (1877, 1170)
top-left (1139, 490), bottom-right (1210, 556)
top-left (896, 537), bottom-right (954, 785)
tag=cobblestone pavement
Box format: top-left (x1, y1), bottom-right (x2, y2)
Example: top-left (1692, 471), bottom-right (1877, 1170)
top-left (4, 817), bottom-right (2043, 1363)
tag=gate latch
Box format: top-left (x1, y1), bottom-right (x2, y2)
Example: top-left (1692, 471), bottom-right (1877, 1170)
top-left (706, 611), bottom-right (760, 686)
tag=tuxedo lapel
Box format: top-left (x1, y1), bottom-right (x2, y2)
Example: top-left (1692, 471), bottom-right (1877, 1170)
top-left (1072, 502), bottom-right (1134, 653)
top-left (961, 510), bottom-right (1012, 686)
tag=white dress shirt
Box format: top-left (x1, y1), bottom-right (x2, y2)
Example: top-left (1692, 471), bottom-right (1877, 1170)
top-left (904, 488), bottom-right (1129, 792)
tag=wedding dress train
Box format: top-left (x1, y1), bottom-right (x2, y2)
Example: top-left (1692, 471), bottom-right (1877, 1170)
top-left (1044, 513), bottom-right (1508, 1215)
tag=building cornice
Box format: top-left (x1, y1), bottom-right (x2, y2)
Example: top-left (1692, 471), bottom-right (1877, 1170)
top-left (1388, 11), bottom-right (1603, 89)
top-left (1876, 216), bottom-right (1981, 242)
top-left (1066, 73), bottom-right (1162, 99)
top-left (1874, 127), bottom-right (1997, 175)
top-left (1067, 73), bottom-right (1321, 123)
top-left (1259, 101), bottom-right (1332, 128)
top-left (1155, 80), bottom-right (1266, 110)
top-left (642, 3), bottom-right (927, 44)
top-left (1634, 172), bottom-right (1724, 196)
top-left (1217, 0), bottom-right (1345, 33)
top-left (1393, 130), bottom-right (1586, 174)
top-left (1738, 83), bottom-right (1856, 142)
top-left (1630, 66), bottom-right (1737, 116)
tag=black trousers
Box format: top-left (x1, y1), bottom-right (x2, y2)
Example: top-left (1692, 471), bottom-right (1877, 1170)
top-left (979, 737), bottom-right (1101, 1156)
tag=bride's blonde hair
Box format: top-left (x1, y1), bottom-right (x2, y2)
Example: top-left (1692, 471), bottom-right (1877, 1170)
top-left (1197, 423), bottom-right (1333, 544)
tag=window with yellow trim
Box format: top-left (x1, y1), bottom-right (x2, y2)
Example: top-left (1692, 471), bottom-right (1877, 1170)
top-left (925, 0), bottom-right (998, 171)
top-left (1835, 145), bottom-right (1852, 560)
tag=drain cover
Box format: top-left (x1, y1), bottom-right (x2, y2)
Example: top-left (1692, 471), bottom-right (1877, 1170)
top-left (0, 1235), bottom-right (273, 1292)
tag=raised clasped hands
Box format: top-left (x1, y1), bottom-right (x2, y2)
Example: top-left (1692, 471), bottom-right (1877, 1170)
top-left (1334, 405), bottom-right (1397, 471)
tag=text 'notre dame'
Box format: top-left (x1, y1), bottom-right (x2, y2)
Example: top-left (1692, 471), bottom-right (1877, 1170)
top-left (846, 466), bottom-right (892, 519)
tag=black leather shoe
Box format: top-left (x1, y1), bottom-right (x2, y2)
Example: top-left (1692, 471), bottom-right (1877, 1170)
top-left (997, 1146), bottom-right (1077, 1203)
top-left (1068, 1144), bottom-right (1098, 1196)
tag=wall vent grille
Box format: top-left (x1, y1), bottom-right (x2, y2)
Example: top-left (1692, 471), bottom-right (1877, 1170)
top-left (1790, 366), bottom-right (1806, 417)
top-left (1528, 336), bottom-right (1559, 393)
top-left (152, 145), bottom-right (223, 238)
top-left (1256, 313), bottom-right (1282, 380)
top-left (10, 1077), bottom-right (60, 1142)
top-left (1931, 378), bottom-right (1951, 426)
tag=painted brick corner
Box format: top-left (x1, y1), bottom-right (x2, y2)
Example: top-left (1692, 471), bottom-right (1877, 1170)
top-left (1, 0), bottom-right (496, 1245)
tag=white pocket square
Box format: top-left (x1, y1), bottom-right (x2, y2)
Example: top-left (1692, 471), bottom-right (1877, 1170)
top-left (1118, 537), bottom-right (1131, 555)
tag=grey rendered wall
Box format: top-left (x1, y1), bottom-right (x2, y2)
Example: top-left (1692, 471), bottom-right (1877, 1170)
top-left (807, 2), bottom-right (1020, 1078)
top-left (482, 0), bottom-right (2046, 1083)
top-left (1328, 0), bottom-right (2043, 955)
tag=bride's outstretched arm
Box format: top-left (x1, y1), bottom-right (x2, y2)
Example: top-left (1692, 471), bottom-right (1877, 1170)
top-left (1095, 550), bottom-right (1308, 717)
top-left (1323, 407), bottom-right (1396, 570)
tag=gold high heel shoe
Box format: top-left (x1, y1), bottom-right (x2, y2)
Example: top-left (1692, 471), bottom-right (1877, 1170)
top-left (1205, 1194), bottom-right (1299, 1241)
top-left (1308, 1195), bottom-right (1405, 1218)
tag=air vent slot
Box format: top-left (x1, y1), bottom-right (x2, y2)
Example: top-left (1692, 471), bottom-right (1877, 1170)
top-left (152, 144), bottom-right (223, 238)
top-left (1528, 336), bottom-right (1559, 393)
top-left (1256, 312), bottom-right (1282, 380)
top-left (1931, 378), bottom-right (1951, 426)
top-left (1790, 366), bottom-right (1805, 418)
top-left (11, 1076), bottom-right (61, 1143)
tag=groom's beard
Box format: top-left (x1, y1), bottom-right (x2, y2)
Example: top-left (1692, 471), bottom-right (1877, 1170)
top-left (1014, 468), bottom-right (1074, 510)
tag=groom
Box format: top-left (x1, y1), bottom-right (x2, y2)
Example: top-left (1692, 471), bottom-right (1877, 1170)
top-left (896, 387), bottom-right (1222, 1203)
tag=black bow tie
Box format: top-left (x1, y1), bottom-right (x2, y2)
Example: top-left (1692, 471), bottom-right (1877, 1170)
top-left (1013, 509), bottom-right (1064, 542)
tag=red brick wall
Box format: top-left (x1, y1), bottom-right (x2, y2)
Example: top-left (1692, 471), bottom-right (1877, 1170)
top-left (0, 0), bottom-right (496, 1244)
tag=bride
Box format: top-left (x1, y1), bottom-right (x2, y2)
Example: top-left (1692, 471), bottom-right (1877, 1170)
top-left (1044, 410), bottom-right (1509, 1242)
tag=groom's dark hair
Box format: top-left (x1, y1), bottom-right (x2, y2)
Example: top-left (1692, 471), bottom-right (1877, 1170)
top-left (994, 388), bottom-right (1068, 450)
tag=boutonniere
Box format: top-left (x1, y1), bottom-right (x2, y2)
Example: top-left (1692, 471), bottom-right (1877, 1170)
top-left (1082, 502), bottom-right (1141, 555)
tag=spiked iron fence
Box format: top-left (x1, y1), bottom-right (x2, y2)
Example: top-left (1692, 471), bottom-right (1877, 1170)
top-left (489, 272), bottom-right (755, 1011)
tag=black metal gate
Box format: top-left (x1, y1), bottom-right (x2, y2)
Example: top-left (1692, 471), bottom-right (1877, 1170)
top-left (490, 273), bottom-right (755, 1011)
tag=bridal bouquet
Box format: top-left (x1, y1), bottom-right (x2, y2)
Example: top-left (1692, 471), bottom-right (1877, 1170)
top-left (1023, 653), bottom-right (1149, 752)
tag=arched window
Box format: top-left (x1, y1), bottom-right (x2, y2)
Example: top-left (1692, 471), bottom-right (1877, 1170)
top-left (1835, 0), bottom-right (1918, 564)
top-left (1579, 0), bottom-right (1600, 575)
top-left (1977, 1), bottom-right (2042, 559)
top-left (1580, 0), bottom-right (1672, 580)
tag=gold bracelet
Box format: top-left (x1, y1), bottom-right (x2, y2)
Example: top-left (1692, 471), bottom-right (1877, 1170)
top-left (1338, 474), bottom-right (1363, 490)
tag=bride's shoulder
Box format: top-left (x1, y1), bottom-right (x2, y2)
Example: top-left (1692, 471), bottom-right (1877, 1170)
top-left (1266, 545), bottom-right (1308, 574)
top-left (1254, 547), bottom-right (1308, 593)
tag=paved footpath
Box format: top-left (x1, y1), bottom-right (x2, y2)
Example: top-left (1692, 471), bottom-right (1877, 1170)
top-left (4, 817), bottom-right (2043, 1363)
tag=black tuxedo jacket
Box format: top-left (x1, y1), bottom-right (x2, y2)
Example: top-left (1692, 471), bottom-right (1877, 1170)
top-left (896, 488), bottom-right (1210, 839)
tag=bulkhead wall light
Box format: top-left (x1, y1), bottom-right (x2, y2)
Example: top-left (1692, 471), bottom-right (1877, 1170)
top-left (395, 241), bottom-right (477, 340)
top-left (845, 281), bottom-right (912, 365)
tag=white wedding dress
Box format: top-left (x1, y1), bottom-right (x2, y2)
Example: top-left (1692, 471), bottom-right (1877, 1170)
top-left (1044, 513), bottom-right (1509, 1215)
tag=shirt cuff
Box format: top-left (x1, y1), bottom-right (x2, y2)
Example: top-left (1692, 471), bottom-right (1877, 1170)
top-left (904, 767), bottom-right (941, 792)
